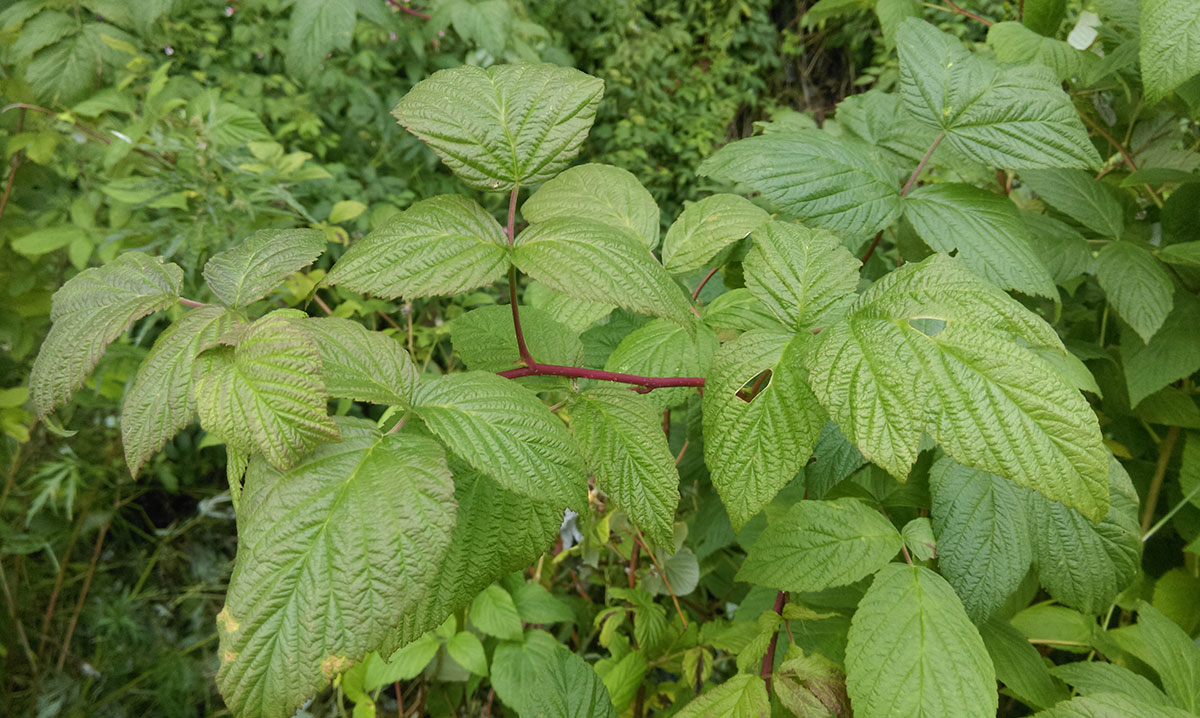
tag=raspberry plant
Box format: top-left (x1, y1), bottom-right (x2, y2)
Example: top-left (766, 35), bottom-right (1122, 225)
top-left (27, 6), bottom-right (1200, 717)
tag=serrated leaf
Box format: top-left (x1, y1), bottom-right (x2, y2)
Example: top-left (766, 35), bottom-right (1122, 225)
top-left (897, 18), bottom-right (1101, 169)
top-left (697, 129), bottom-right (903, 238)
top-left (122, 307), bottom-right (233, 477)
top-left (450, 305), bottom-right (583, 373)
top-left (845, 564), bottom-right (997, 718)
top-left (1053, 662), bottom-right (1173, 707)
top-left (525, 282), bottom-right (615, 333)
top-left (604, 318), bottom-right (718, 409)
top-left (1157, 241), bottom-right (1200, 267)
top-left (412, 371), bottom-right (587, 507)
top-left (979, 617), bottom-right (1070, 711)
top-left (903, 184), bottom-right (1056, 298)
top-left (745, 220), bottom-right (861, 330)
top-left (702, 289), bottom-right (784, 333)
top-left (599, 650), bottom-right (647, 712)
top-left (447, 632), bottom-right (488, 676)
top-left (31, 252), bottom-right (182, 417)
top-left (286, 0), bottom-right (355, 78)
top-left (194, 313), bottom-right (339, 470)
top-left (26, 25), bottom-right (106, 104)
top-left (662, 194), bottom-right (770, 274)
top-left (522, 164), bottom-right (660, 249)
top-left (1140, 0), bottom-right (1200, 104)
top-left (1026, 457), bottom-right (1141, 614)
top-left (703, 331), bottom-right (825, 529)
top-left (737, 498), bottom-right (902, 592)
top-left (1096, 241), bottom-right (1174, 343)
top-left (216, 419), bottom-right (456, 718)
top-left (300, 317), bottom-right (419, 407)
top-left (1020, 169), bottom-right (1125, 237)
top-left (390, 462), bottom-right (561, 649)
top-left (1135, 601), bottom-right (1200, 712)
top-left (325, 195), bottom-right (509, 300)
top-left (1021, 211), bottom-right (1092, 283)
top-left (470, 585), bottom-right (524, 641)
top-left (836, 88), bottom-right (938, 167)
top-left (513, 218), bottom-right (692, 327)
top-left (510, 581), bottom-right (574, 625)
top-left (930, 457), bottom-right (1033, 622)
top-left (203, 228), bottom-right (326, 308)
top-left (491, 631), bottom-right (617, 718)
top-left (392, 63), bottom-right (604, 191)
top-left (570, 388), bottom-right (679, 546)
top-left (806, 422), bottom-right (868, 499)
top-left (1032, 693), bottom-right (1195, 718)
top-left (1121, 293), bottom-right (1200, 406)
top-left (675, 673), bottom-right (769, 718)
top-left (988, 21), bottom-right (1096, 81)
top-left (809, 254), bottom-right (1109, 520)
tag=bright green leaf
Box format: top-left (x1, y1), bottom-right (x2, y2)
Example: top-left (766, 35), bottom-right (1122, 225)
top-left (979, 618), bottom-right (1070, 711)
top-left (300, 317), bottom-right (419, 407)
top-left (522, 164), bottom-right (660, 249)
top-left (329, 200), bottom-right (367, 224)
top-left (491, 631), bottom-right (617, 718)
top-left (286, 0), bottom-right (356, 78)
top-left (662, 194), bottom-right (770, 274)
top-left (744, 220), bottom-right (862, 330)
top-left (1135, 601), bottom-right (1200, 712)
top-left (447, 632), bottom-right (488, 676)
top-left (1121, 293), bottom-right (1200, 406)
top-left (1140, 0), bottom-right (1200, 103)
top-left (1157, 241), bottom-right (1200, 267)
top-left (1096, 241), bottom-right (1174, 343)
top-left (470, 585), bottom-right (524, 641)
top-left (1032, 693), bottom-right (1195, 718)
top-left (1020, 169), bottom-right (1125, 238)
top-left (203, 228), bottom-right (326, 308)
top-left (674, 673), bottom-right (769, 718)
top-left (604, 318), bottom-right (718, 409)
top-left (450, 305), bottom-right (584, 374)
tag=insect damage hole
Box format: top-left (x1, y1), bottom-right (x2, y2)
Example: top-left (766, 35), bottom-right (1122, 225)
top-left (736, 369), bottom-right (772, 403)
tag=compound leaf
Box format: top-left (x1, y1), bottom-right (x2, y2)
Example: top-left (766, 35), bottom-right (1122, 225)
top-left (703, 330), bottom-right (826, 530)
top-left (744, 220), bottom-right (862, 331)
top-left (662, 194), bottom-right (770, 274)
top-left (571, 387), bottom-right (681, 546)
top-left (412, 371), bottom-right (587, 508)
top-left (522, 163), bottom-right (660, 249)
top-left (808, 254), bottom-right (1110, 521)
top-left (122, 307), bottom-right (234, 477)
top-left (737, 498), bottom-right (902, 592)
top-left (392, 63), bottom-right (604, 191)
top-left (325, 195), bottom-right (509, 300)
top-left (31, 252), bottom-right (182, 417)
top-left (514, 218), bottom-right (693, 327)
top-left (846, 564), bottom-right (997, 718)
top-left (203, 228), bottom-right (326, 308)
top-left (216, 419), bottom-right (455, 718)
top-left (194, 312), bottom-right (339, 470)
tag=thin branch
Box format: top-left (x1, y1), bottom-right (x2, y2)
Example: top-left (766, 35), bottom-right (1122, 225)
top-left (1079, 112), bottom-right (1163, 207)
top-left (508, 265), bottom-right (536, 368)
top-left (1141, 425), bottom-right (1181, 533)
top-left (860, 231), bottom-right (884, 264)
top-left (633, 531), bottom-right (687, 628)
top-left (385, 0), bottom-right (432, 19)
top-left (901, 133), bottom-right (946, 197)
top-left (760, 590), bottom-right (787, 693)
top-left (498, 364), bottom-right (705, 392)
top-left (58, 494), bottom-right (117, 670)
top-left (692, 266), bottom-right (721, 301)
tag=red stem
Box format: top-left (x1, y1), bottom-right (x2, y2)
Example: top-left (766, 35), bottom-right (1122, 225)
top-left (692, 266), bottom-right (720, 301)
top-left (860, 231), bottom-right (884, 264)
top-left (498, 364), bottom-right (705, 393)
top-left (760, 590), bottom-right (788, 693)
top-left (901, 133), bottom-right (945, 197)
top-left (385, 0), bottom-right (431, 19)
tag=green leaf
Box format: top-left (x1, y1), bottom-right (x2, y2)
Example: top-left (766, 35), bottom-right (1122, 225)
top-left (470, 585), bottom-right (524, 641)
top-left (526, 282), bottom-right (614, 333)
top-left (808, 254), bottom-right (1110, 521)
top-left (1153, 567), bottom-right (1200, 634)
top-left (368, 636), bottom-right (441, 685)
top-left (903, 184), bottom-right (1056, 298)
top-left (598, 650), bottom-right (647, 712)
top-left (390, 463), bottom-right (561, 649)
top-left (697, 129), bottom-right (903, 238)
top-left (703, 331), bottom-right (826, 530)
top-left (737, 498), bottom-right (902, 592)
top-left (979, 618), bottom-right (1070, 711)
top-left (450, 305), bottom-right (584, 374)
top-left (604, 318), bottom-right (718, 410)
top-left (744, 221), bottom-right (862, 330)
top-left (31, 252), bottom-right (183, 417)
top-left (1157, 241), bottom-right (1200, 267)
top-left (447, 632), bottom-right (488, 676)
top-left (326, 195), bottom-right (509, 300)
top-left (930, 457), bottom-right (1033, 622)
top-left (412, 371), bottom-right (587, 508)
top-left (988, 22), bottom-right (1095, 81)
top-left (1135, 601), bottom-right (1200, 712)
top-left (194, 313), bottom-right (339, 470)
top-left (510, 581), bottom-right (574, 625)
top-left (286, 0), bottom-right (356, 78)
top-left (203, 228), bottom-right (326, 308)
top-left (1026, 457), bottom-right (1141, 614)
top-left (901, 517), bottom-right (937, 561)
top-left (1121, 293), bottom-right (1200, 406)
top-left (1053, 662), bottom-right (1173, 707)
top-left (522, 164), bottom-right (660, 249)
top-left (662, 194), bottom-right (770, 274)
top-left (674, 673), bottom-right (769, 718)
top-left (11, 225), bottom-right (88, 257)
top-left (1020, 170), bottom-right (1125, 238)
top-left (301, 317), bottom-right (419, 407)
top-left (702, 288), bottom-right (784, 333)
top-left (897, 19), bottom-right (1101, 169)
top-left (1096, 241), bottom-right (1174, 343)
top-left (845, 564), bottom-right (997, 718)
top-left (1032, 693), bottom-right (1195, 718)
top-left (329, 200), bottom-right (367, 224)
top-left (491, 631), bottom-right (617, 718)
top-left (806, 422), bottom-right (867, 499)
top-left (1140, 0), bottom-right (1200, 103)
top-left (570, 388), bottom-right (680, 546)
top-left (216, 419), bottom-right (456, 718)
top-left (1021, 0), bottom-right (1066, 35)
top-left (513, 218), bottom-right (693, 327)
top-left (26, 25), bottom-right (106, 104)
top-left (1021, 212), bottom-right (1092, 284)
top-left (122, 307), bottom-right (234, 477)
top-left (392, 63), bottom-right (604, 191)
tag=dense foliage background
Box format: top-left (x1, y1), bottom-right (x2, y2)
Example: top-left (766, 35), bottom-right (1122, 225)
top-left (4, 0), bottom-right (1200, 717)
